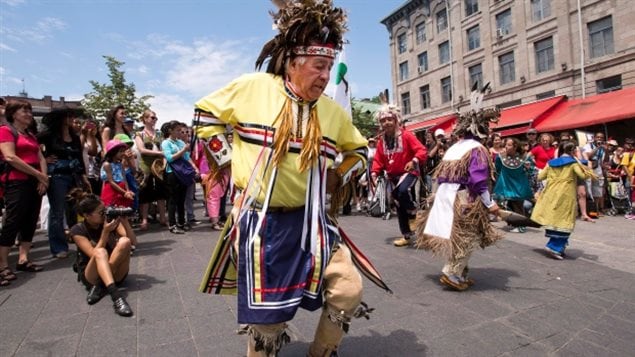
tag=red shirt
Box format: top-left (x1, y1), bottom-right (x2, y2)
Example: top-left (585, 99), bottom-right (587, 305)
top-left (531, 145), bottom-right (555, 169)
top-left (0, 125), bottom-right (42, 181)
top-left (372, 129), bottom-right (427, 177)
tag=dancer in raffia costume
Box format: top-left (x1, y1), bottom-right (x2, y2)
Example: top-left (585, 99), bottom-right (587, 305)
top-left (415, 84), bottom-right (503, 291)
top-left (194, 1), bottom-right (391, 356)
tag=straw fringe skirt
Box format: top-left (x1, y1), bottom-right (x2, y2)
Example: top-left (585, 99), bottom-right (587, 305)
top-left (414, 190), bottom-right (503, 259)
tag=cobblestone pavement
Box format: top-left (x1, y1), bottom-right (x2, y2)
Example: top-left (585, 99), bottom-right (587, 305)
top-left (1, 202), bottom-right (634, 356)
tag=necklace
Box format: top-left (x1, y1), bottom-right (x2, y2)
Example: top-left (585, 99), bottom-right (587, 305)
top-left (384, 134), bottom-right (400, 165)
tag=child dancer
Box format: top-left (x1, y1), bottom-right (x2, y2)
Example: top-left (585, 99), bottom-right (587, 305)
top-left (531, 141), bottom-right (594, 259)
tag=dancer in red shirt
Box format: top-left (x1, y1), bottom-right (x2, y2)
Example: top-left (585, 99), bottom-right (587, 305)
top-left (371, 103), bottom-right (427, 246)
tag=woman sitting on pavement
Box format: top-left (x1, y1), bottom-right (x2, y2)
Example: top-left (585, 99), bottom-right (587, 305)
top-left (68, 189), bottom-right (133, 317)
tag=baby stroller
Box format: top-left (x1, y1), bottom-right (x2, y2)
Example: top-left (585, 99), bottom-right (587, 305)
top-left (606, 179), bottom-right (631, 216)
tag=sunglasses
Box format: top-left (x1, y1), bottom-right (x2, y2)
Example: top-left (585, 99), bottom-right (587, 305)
top-left (150, 116), bottom-right (158, 120)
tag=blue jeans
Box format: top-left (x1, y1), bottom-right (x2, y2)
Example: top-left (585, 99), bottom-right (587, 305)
top-left (390, 173), bottom-right (418, 235)
top-left (47, 175), bottom-right (76, 255)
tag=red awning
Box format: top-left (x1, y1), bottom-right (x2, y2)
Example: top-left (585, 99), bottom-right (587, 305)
top-left (492, 96), bottom-right (566, 130)
top-left (498, 125), bottom-right (532, 137)
top-left (406, 113), bottom-right (457, 133)
top-left (534, 87), bottom-right (635, 132)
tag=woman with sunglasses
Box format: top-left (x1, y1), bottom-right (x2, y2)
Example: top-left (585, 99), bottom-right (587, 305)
top-left (134, 110), bottom-right (167, 230)
top-left (68, 189), bottom-right (133, 316)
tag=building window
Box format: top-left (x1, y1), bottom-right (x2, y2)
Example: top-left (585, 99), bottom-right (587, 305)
top-left (531, 0), bottom-right (551, 22)
top-left (441, 76), bottom-right (452, 103)
top-left (596, 75), bottom-right (622, 93)
top-left (401, 92), bottom-right (411, 115)
top-left (468, 63), bottom-right (483, 88)
top-left (467, 25), bottom-right (480, 51)
top-left (496, 8), bottom-right (512, 36)
top-left (499, 51), bottom-right (515, 85)
top-left (588, 16), bottom-right (614, 58)
top-left (536, 90), bottom-right (555, 100)
top-left (420, 85), bottom-right (430, 109)
top-left (399, 61), bottom-right (409, 81)
top-left (465, 0), bottom-right (478, 17)
top-left (417, 52), bottom-right (428, 73)
top-left (415, 22), bottom-right (426, 45)
top-left (436, 9), bottom-right (448, 33)
top-left (397, 33), bottom-right (407, 54)
top-left (439, 41), bottom-right (450, 64)
top-left (535, 36), bottom-right (554, 73)
top-left (497, 99), bottom-right (522, 109)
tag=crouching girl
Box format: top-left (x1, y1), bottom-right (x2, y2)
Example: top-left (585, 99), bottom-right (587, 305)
top-left (68, 189), bottom-right (133, 316)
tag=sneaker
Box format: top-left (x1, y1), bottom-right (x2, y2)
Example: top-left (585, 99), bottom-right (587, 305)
top-left (509, 227), bottom-right (526, 233)
top-left (112, 297), bottom-right (133, 317)
top-left (169, 225), bottom-right (185, 234)
top-left (439, 274), bottom-right (469, 291)
top-left (86, 284), bottom-right (107, 305)
top-left (545, 247), bottom-right (564, 260)
top-left (181, 223), bottom-right (192, 231)
top-left (188, 219), bottom-right (202, 226)
top-left (54, 251), bottom-right (68, 259)
top-left (393, 237), bottom-right (411, 247)
top-left (625, 214), bottom-right (635, 220)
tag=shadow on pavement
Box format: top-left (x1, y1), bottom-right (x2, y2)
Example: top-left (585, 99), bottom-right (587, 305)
top-left (132, 239), bottom-right (176, 257)
top-left (123, 273), bottom-right (168, 292)
top-left (424, 267), bottom-right (521, 292)
top-left (281, 329), bottom-right (427, 356)
top-left (530, 247), bottom-right (596, 261)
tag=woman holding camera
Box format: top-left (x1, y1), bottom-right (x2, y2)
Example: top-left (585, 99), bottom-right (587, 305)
top-left (68, 189), bottom-right (133, 316)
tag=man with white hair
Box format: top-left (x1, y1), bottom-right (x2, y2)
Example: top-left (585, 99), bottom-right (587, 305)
top-left (371, 105), bottom-right (427, 247)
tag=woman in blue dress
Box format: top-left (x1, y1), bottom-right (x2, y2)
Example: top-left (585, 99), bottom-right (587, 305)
top-left (494, 137), bottom-right (534, 232)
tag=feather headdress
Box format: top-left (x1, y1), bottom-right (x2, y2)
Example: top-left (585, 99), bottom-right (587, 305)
top-left (454, 82), bottom-right (499, 139)
top-left (375, 90), bottom-right (401, 122)
top-left (255, 0), bottom-right (348, 76)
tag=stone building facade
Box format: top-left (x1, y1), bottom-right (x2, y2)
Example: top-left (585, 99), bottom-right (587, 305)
top-left (381, 0), bottom-right (635, 124)
top-left (2, 95), bottom-right (82, 120)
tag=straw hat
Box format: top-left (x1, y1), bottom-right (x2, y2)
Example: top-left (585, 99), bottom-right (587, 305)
top-left (151, 159), bottom-right (166, 179)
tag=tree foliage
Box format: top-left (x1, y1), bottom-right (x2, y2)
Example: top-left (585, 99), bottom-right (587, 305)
top-left (82, 56), bottom-right (153, 120)
top-left (351, 95), bottom-right (381, 138)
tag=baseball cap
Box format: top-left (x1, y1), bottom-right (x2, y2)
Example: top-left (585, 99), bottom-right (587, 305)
top-left (124, 117), bottom-right (135, 124)
top-left (434, 128), bottom-right (445, 137)
top-left (527, 128), bottom-right (538, 135)
top-left (607, 139), bottom-right (618, 146)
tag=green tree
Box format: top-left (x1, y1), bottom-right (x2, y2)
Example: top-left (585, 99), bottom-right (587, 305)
top-left (351, 96), bottom-right (381, 138)
top-left (82, 56), bottom-right (152, 120)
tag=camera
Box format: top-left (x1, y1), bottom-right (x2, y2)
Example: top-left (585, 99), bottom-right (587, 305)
top-left (105, 206), bottom-right (135, 219)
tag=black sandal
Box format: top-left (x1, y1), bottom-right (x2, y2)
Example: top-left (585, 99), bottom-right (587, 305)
top-left (0, 267), bottom-right (17, 281)
top-left (16, 261), bottom-right (43, 272)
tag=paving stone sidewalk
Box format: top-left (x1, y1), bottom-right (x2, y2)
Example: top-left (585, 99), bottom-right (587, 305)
top-left (1, 204), bottom-right (634, 356)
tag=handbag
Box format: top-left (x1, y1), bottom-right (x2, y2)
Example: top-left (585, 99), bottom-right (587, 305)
top-left (169, 158), bottom-right (196, 186)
